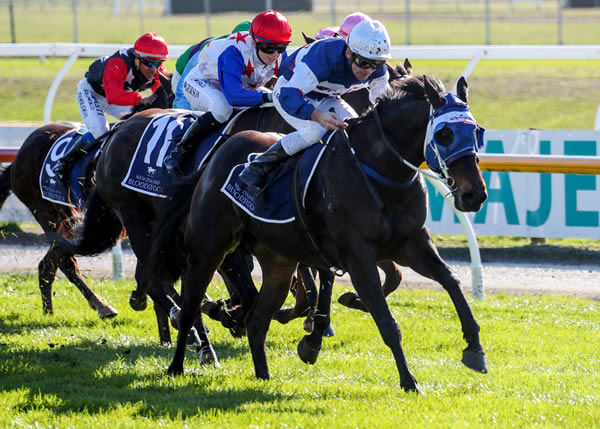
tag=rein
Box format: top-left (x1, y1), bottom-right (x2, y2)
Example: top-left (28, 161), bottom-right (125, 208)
top-left (371, 102), bottom-right (458, 192)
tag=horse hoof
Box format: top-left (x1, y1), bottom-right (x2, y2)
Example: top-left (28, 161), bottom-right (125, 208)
top-left (229, 324), bottom-right (246, 338)
top-left (169, 306), bottom-right (181, 330)
top-left (337, 292), bottom-right (368, 312)
top-left (303, 318), bottom-right (313, 333)
top-left (167, 364), bottom-right (183, 376)
top-left (322, 323), bottom-right (335, 337)
top-left (462, 349), bottom-right (488, 374)
top-left (297, 336), bottom-right (321, 365)
top-left (98, 305), bottom-right (118, 319)
top-left (198, 345), bottom-right (221, 367)
top-left (186, 327), bottom-right (202, 347)
top-left (129, 292), bottom-right (148, 311)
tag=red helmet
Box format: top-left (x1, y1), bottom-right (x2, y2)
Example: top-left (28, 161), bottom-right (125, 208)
top-left (134, 32), bottom-right (168, 61)
top-left (250, 10), bottom-right (292, 44)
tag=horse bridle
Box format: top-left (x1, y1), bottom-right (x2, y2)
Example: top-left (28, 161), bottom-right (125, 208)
top-left (371, 103), bottom-right (454, 189)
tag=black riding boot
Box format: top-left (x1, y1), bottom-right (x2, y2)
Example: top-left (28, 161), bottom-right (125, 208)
top-left (238, 141), bottom-right (290, 195)
top-left (52, 132), bottom-right (96, 184)
top-left (164, 112), bottom-right (220, 176)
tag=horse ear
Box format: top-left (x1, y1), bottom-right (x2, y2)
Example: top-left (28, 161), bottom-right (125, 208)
top-left (386, 63), bottom-right (402, 80)
top-left (303, 32), bottom-right (316, 45)
top-left (394, 63), bottom-right (407, 77)
top-left (403, 58), bottom-right (413, 76)
top-left (456, 76), bottom-right (469, 104)
top-left (423, 76), bottom-right (445, 109)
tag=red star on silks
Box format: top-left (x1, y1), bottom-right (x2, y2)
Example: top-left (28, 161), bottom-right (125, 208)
top-left (273, 60), bottom-right (279, 77)
top-left (234, 32), bottom-right (250, 44)
top-left (243, 60), bottom-right (255, 78)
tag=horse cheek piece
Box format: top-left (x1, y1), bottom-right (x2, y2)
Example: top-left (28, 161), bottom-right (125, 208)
top-left (148, 74), bottom-right (487, 394)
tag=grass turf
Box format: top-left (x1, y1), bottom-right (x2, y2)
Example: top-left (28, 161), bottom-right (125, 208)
top-left (0, 274), bottom-right (599, 427)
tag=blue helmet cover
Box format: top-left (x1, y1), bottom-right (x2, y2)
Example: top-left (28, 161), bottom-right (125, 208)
top-left (424, 93), bottom-right (485, 173)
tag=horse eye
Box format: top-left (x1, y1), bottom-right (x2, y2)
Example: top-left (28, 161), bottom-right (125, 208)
top-left (434, 126), bottom-right (453, 146)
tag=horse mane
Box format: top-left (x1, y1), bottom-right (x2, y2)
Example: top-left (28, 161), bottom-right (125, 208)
top-left (346, 75), bottom-right (444, 128)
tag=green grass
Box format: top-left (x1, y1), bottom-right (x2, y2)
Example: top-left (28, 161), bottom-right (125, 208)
top-left (1, 274), bottom-right (599, 427)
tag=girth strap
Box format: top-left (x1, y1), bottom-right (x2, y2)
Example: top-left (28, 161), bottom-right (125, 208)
top-left (291, 154), bottom-right (344, 275)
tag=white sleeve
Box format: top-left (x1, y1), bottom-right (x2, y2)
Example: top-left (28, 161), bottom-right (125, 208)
top-left (282, 61), bottom-right (320, 96)
top-left (369, 69), bottom-right (391, 105)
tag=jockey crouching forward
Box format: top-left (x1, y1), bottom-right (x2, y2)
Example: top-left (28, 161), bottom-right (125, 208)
top-left (172, 20), bottom-right (252, 109)
top-left (163, 10), bottom-right (292, 176)
top-left (238, 19), bottom-right (392, 195)
top-left (52, 32), bottom-right (169, 183)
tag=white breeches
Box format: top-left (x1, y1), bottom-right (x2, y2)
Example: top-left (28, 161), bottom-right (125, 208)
top-left (181, 69), bottom-right (231, 123)
top-left (76, 79), bottom-right (133, 138)
top-left (273, 77), bottom-right (357, 155)
top-left (171, 70), bottom-right (182, 94)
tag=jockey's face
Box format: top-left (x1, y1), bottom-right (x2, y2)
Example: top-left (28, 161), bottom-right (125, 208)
top-left (345, 48), bottom-right (378, 82)
top-left (256, 43), bottom-right (284, 66)
top-left (138, 58), bottom-right (160, 80)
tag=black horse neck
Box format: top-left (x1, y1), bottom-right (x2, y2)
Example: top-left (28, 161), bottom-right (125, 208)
top-left (346, 97), bottom-right (429, 189)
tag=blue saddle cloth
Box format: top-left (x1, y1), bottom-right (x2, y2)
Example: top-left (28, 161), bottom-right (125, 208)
top-left (221, 134), bottom-right (332, 223)
top-left (40, 128), bottom-right (99, 209)
top-left (121, 112), bottom-right (223, 198)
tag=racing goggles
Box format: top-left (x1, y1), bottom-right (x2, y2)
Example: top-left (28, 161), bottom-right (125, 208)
top-left (351, 53), bottom-right (385, 70)
top-left (140, 58), bottom-right (163, 69)
top-left (257, 43), bottom-right (288, 54)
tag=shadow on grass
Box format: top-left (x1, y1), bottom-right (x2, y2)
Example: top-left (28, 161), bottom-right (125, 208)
top-left (0, 338), bottom-right (282, 418)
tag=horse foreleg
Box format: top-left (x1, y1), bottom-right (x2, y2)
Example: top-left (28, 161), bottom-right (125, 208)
top-left (401, 227), bottom-right (487, 374)
top-left (129, 261), bottom-right (148, 312)
top-left (347, 254), bottom-right (423, 394)
top-left (338, 259), bottom-right (402, 312)
top-left (246, 258), bottom-right (296, 380)
top-left (56, 253), bottom-right (118, 319)
top-left (273, 268), bottom-right (311, 324)
top-left (167, 245), bottom-right (223, 376)
top-left (153, 302), bottom-right (171, 345)
top-left (297, 269), bottom-right (334, 365)
top-left (38, 249), bottom-right (59, 314)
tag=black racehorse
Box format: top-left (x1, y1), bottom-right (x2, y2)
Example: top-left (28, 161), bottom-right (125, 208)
top-left (52, 61), bottom-right (413, 351)
top-left (0, 73), bottom-right (173, 331)
top-left (147, 75), bottom-right (488, 394)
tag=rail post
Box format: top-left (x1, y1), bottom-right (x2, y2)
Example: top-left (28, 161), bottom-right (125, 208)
top-left (425, 175), bottom-right (485, 300)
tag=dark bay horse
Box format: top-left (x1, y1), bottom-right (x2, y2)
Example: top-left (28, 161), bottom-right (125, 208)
top-left (0, 74), bottom-right (173, 326)
top-left (53, 61), bottom-right (412, 346)
top-left (149, 75), bottom-right (488, 393)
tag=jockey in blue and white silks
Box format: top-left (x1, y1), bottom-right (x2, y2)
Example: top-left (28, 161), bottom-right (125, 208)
top-left (238, 19), bottom-right (393, 195)
top-left (164, 10), bottom-right (292, 176)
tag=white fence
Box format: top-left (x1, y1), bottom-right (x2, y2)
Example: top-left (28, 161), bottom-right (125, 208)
top-left (3, 43), bottom-right (600, 298)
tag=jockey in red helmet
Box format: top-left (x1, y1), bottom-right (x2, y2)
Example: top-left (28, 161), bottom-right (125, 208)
top-left (52, 32), bottom-right (169, 184)
top-left (164, 10), bottom-right (292, 176)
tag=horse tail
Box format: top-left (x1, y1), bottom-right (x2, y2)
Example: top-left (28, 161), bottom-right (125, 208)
top-left (0, 163), bottom-right (12, 210)
top-left (49, 189), bottom-right (124, 256)
top-left (147, 169), bottom-right (204, 284)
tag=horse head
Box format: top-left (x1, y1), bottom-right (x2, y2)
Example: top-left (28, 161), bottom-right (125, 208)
top-left (422, 75), bottom-right (487, 212)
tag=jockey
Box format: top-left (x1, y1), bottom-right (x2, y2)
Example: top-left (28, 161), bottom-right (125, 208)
top-left (163, 10), bottom-right (292, 176)
top-left (172, 20), bottom-right (252, 109)
top-left (52, 32), bottom-right (169, 183)
top-left (238, 19), bottom-right (392, 195)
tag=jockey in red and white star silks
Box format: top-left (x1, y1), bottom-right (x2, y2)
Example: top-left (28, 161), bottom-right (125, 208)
top-left (181, 11), bottom-right (290, 123)
top-left (163, 10), bottom-right (292, 176)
